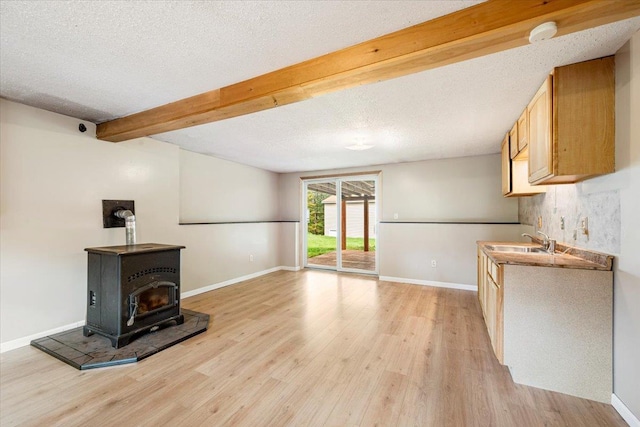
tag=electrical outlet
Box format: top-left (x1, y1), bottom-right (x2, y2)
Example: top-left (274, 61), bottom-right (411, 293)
top-left (537, 216), bottom-right (543, 229)
top-left (249, 254), bottom-right (254, 262)
top-left (431, 260), bottom-right (437, 268)
top-left (560, 216), bottom-right (565, 230)
top-left (581, 217), bottom-right (589, 235)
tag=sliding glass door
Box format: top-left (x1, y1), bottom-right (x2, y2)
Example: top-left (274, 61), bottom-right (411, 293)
top-left (339, 179), bottom-right (376, 272)
top-left (303, 175), bottom-right (378, 274)
top-left (305, 180), bottom-right (337, 270)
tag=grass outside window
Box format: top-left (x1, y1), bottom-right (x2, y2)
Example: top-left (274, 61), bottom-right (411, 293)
top-left (307, 233), bottom-right (376, 258)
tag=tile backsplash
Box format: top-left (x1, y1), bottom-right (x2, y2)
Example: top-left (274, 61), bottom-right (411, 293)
top-left (518, 184), bottom-right (620, 254)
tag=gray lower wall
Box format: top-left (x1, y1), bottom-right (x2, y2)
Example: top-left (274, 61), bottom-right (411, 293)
top-left (379, 223), bottom-right (526, 286)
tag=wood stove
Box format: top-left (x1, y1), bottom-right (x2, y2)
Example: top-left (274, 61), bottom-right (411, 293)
top-left (83, 243), bottom-right (185, 348)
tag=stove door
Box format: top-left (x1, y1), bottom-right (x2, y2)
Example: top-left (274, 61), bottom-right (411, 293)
top-left (128, 281), bottom-right (178, 326)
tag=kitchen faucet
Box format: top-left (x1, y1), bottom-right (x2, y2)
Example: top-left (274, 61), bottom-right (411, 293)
top-left (522, 231), bottom-right (556, 254)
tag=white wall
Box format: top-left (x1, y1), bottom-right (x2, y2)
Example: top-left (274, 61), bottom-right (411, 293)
top-left (379, 156), bottom-right (517, 222)
top-left (612, 33), bottom-right (640, 419)
top-left (0, 100), bottom-right (180, 344)
top-left (516, 33), bottom-right (640, 420)
top-left (279, 155), bottom-right (523, 285)
top-left (279, 155), bottom-right (517, 221)
top-left (0, 99), bottom-right (284, 346)
top-left (180, 149), bottom-right (279, 222)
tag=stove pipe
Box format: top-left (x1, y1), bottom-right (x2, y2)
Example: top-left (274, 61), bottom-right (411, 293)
top-left (114, 210), bottom-right (136, 245)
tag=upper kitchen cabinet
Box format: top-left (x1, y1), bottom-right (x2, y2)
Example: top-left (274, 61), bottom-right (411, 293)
top-left (510, 110), bottom-right (528, 160)
top-left (528, 76), bottom-right (553, 182)
top-left (501, 134), bottom-right (511, 195)
top-left (502, 131), bottom-right (546, 197)
top-left (528, 56), bottom-right (615, 185)
top-left (517, 110), bottom-right (528, 154)
top-left (509, 123), bottom-right (519, 159)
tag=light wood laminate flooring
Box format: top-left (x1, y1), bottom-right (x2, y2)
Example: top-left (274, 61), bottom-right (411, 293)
top-left (0, 270), bottom-right (625, 426)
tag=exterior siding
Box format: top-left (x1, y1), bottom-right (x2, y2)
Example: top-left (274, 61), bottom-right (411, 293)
top-left (323, 201), bottom-right (376, 238)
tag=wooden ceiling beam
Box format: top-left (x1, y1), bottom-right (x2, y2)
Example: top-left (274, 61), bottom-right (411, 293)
top-left (97, 0), bottom-right (640, 142)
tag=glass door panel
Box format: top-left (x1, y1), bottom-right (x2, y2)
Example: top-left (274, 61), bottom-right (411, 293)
top-left (305, 181), bottom-right (337, 269)
top-left (339, 179), bottom-right (376, 273)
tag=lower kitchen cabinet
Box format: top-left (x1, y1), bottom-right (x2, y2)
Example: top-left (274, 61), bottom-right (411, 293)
top-left (476, 245), bottom-right (613, 403)
top-left (477, 248), bottom-right (503, 363)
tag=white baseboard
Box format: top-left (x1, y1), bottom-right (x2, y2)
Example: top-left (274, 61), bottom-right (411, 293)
top-left (181, 265), bottom-right (299, 299)
top-left (280, 266), bottom-right (302, 272)
top-left (612, 393), bottom-right (640, 427)
top-left (379, 275), bottom-right (476, 292)
top-left (1, 266), bottom-right (301, 354)
top-left (0, 320), bottom-right (85, 354)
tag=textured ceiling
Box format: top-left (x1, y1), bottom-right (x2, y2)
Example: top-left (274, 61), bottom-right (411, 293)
top-left (1, 1), bottom-right (639, 173)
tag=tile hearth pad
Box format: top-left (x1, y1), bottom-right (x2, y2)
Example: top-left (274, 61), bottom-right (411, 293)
top-left (31, 309), bottom-right (209, 370)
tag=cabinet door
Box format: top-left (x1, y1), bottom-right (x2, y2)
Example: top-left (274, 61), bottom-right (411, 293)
top-left (528, 76), bottom-right (553, 184)
top-left (477, 248), bottom-right (485, 309)
top-left (486, 276), bottom-right (497, 342)
top-left (517, 109), bottom-right (528, 153)
top-left (509, 123), bottom-right (518, 159)
top-left (501, 134), bottom-right (511, 196)
top-left (493, 273), bottom-right (504, 364)
top-left (483, 255), bottom-right (490, 318)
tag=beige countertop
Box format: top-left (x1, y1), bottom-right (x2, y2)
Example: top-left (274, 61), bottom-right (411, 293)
top-left (477, 241), bottom-right (613, 271)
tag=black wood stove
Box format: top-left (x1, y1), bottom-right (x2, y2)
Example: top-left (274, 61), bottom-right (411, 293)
top-left (83, 243), bottom-right (185, 348)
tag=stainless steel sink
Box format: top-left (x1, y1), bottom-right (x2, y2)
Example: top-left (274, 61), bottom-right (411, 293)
top-left (485, 245), bottom-right (547, 253)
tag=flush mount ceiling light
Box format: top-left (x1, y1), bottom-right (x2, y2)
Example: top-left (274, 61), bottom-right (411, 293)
top-left (345, 139), bottom-right (374, 151)
top-left (529, 21), bottom-right (558, 43)
top-left (345, 143), bottom-right (374, 151)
